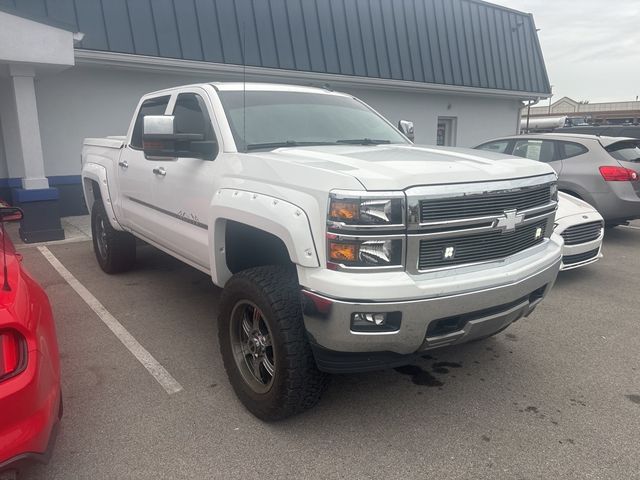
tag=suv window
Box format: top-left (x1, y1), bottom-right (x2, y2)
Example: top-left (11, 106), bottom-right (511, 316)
top-left (172, 93), bottom-right (217, 160)
top-left (130, 96), bottom-right (170, 149)
top-left (477, 140), bottom-right (511, 154)
top-left (512, 140), bottom-right (556, 162)
top-left (606, 140), bottom-right (640, 162)
top-left (559, 141), bottom-right (588, 159)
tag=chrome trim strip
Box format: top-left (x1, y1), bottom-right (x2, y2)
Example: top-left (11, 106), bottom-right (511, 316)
top-left (407, 174), bottom-right (557, 229)
top-left (128, 196), bottom-right (208, 229)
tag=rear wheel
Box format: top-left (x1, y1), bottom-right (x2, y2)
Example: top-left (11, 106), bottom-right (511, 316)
top-left (91, 201), bottom-right (136, 274)
top-left (218, 266), bottom-right (328, 421)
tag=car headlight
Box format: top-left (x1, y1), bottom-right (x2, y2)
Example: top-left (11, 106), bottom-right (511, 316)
top-left (327, 234), bottom-right (404, 270)
top-left (328, 191), bottom-right (405, 228)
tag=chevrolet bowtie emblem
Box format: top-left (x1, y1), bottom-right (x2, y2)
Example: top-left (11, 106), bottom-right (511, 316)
top-left (496, 209), bottom-right (524, 232)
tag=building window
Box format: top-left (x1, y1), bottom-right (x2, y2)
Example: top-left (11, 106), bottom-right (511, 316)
top-left (436, 117), bottom-right (457, 146)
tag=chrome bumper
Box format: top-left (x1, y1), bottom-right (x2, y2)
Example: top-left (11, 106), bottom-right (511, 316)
top-left (302, 257), bottom-right (561, 356)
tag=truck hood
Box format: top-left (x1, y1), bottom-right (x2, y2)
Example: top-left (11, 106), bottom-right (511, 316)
top-left (256, 144), bottom-right (554, 190)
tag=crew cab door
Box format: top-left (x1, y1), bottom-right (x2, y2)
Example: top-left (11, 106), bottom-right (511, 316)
top-left (148, 90), bottom-right (220, 270)
top-left (117, 95), bottom-right (171, 240)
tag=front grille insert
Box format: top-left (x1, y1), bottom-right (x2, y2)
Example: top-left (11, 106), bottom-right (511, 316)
top-left (420, 184), bottom-right (552, 223)
top-left (418, 220), bottom-right (547, 270)
top-left (560, 221), bottom-right (603, 245)
top-left (563, 248), bottom-right (600, 265)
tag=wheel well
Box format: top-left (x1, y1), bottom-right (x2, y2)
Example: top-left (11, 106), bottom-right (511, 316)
top-left (225, 221), bottom-right (293, 274)
top-left (83, 178), bottom-right (101, 212)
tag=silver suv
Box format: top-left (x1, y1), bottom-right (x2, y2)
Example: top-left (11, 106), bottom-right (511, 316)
top-left (475, 133), bottom-right (640, 226)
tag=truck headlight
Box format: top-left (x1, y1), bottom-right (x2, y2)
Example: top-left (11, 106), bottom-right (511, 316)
top-left (327, 234), bottom-right (404, 270)
top-left (328, 192), bottom-right (405, 228)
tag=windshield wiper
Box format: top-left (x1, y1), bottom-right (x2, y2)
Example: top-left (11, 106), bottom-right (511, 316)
top-left (246, 141), bottom-right (338, 151)
top-left (336, 138), bottom-right (392, 145)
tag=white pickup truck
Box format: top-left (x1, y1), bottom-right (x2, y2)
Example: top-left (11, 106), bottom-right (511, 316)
top-left (81, 83), bottom-right (562, 420)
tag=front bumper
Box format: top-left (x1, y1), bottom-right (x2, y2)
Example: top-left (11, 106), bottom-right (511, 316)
top-left (301, 240), bottom-right (562, 372)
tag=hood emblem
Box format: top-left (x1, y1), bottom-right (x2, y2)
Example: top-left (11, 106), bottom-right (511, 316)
top-left (496, 209), bottom-right (524, 233)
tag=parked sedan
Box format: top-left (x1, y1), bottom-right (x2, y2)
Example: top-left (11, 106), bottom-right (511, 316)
top-left (554, 192), bottom-right (604, 270)
top-left (0, 207), bottom-right (61, 476)
top-left (475, 133), bottom-right (640, 226)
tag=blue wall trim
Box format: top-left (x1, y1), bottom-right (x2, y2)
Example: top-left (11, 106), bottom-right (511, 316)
top-left (0, 175), bottom-right (82, 188)
top-left (12, 188), bottom-right (60, 203)
top-left (47, 175), bottom-right (82, 186)
top-left (0, 178), bottom-right (22, 188)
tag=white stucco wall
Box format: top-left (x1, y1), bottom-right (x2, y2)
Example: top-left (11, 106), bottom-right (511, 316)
top-left (33, 65), bottom-right (522, 177)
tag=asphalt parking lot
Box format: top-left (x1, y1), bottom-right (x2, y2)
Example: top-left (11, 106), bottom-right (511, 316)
top-left (14, 222), bottom-right (640, 480)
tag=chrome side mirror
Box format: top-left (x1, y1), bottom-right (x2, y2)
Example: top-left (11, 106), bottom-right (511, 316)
top-left (142, 115), bottom-right (216, 160)
top-left (398, 120), bottom-right (415, 141)
top-left (143, 115), bottom-right (177, 159)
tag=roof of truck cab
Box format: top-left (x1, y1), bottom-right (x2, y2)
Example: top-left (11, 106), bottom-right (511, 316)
top-left (211, 83), bottom-right (345, 95)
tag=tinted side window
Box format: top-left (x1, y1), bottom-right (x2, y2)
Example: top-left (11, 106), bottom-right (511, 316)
top-left (172, 93), bottom-right (217, 160)
top-left (606, 140), bottom-right (640, 162)
top-left (559, 142), bottom-right (588, 159)
top-left (512, 140), bottom-right (556, 162)
top-left (477, 140), bottom-right (511, 154)
top-left (130, 96), bottom-right (170, 149)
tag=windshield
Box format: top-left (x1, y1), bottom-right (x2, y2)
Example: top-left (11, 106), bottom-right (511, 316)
top-left (217, 90), bottom-right (408, 152)
top-left (606, 140), bottom-right (640, 162)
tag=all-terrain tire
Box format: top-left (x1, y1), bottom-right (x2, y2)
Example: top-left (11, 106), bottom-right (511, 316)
top-left (91, 200), bottom-right (136, 274)
top-left (218, 266), bottom-right (329, 421)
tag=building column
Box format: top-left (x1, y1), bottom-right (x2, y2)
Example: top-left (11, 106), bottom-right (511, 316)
top-left (4, 64), bottom-right (64, 242)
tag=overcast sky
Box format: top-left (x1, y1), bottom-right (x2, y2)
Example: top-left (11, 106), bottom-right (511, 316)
top-left (497, 0), bottom-right (640, 104)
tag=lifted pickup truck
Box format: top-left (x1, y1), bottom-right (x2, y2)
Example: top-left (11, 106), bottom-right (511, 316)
top-left (81, 83), bottom-right (562, 420)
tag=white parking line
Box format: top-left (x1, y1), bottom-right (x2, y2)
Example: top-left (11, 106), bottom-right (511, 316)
top-left (620, 225), bottom-right (640, 231)
top-left (37, 246), bottom-right (183, 395)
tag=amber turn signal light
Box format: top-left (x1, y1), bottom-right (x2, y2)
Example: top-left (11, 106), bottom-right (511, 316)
top-left (329, 201), bottom-right (359, 221)
top-left (328, 242), bottom-right (358, 262)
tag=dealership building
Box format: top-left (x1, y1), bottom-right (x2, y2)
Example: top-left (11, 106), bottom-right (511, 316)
top-left (0, 0), bottom-right (550, 242)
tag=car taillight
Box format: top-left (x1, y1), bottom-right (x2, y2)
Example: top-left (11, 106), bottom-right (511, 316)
top-left (599, 166), bottom-right (639, 182)
top-left (0, 330), bottom-right (26, 381)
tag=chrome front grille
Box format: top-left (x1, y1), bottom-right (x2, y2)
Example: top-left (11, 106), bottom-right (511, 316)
top-left (420, 184), bottom-right (552, 223)
top-left (560, 221), bottom-right (603, 245)
top-left (418, 220), bottom-right (547, 269)
top-left (406, 174), bottom-right (557, 273)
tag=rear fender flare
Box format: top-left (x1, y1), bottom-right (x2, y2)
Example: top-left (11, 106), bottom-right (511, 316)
top-left (82, 162), bottom-right (124, 231)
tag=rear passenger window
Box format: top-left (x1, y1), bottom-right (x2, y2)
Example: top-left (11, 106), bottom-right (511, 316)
top-left (512, 140), bottom-right (556, 162)
top-left (477, 140), bottom-right (510, 154)
top-left (130, 96), bottom-right (170, 149)
top-left (559, 142), bottom-right (588, 159)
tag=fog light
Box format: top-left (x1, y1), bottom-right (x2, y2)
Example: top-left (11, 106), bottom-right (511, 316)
top-left (535, 227), bottom-right (543, 239)
top-left (444, 246), bottom-right (455, 259)
top-left (354, 312), bottom-right (386, 325)
top-left (351, 312), bottom-right (402, 333)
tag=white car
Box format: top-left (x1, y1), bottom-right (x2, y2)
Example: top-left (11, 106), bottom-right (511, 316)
top-left (555, 192), bottom-right (604, 270)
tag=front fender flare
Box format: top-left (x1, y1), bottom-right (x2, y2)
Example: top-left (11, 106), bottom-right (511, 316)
top-left (209, 189), bottom-right (320, 286)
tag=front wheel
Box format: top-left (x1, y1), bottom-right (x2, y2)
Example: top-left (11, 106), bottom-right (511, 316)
top-left (218, 266), bottom-right (328, 421)
top-left (91, 201), bottom-right (136, 274)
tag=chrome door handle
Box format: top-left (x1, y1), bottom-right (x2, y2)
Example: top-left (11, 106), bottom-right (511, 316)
top-left (118, 160), bottom-right (128, 168)
top-left (152, 167), bottom-right (166, 176)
